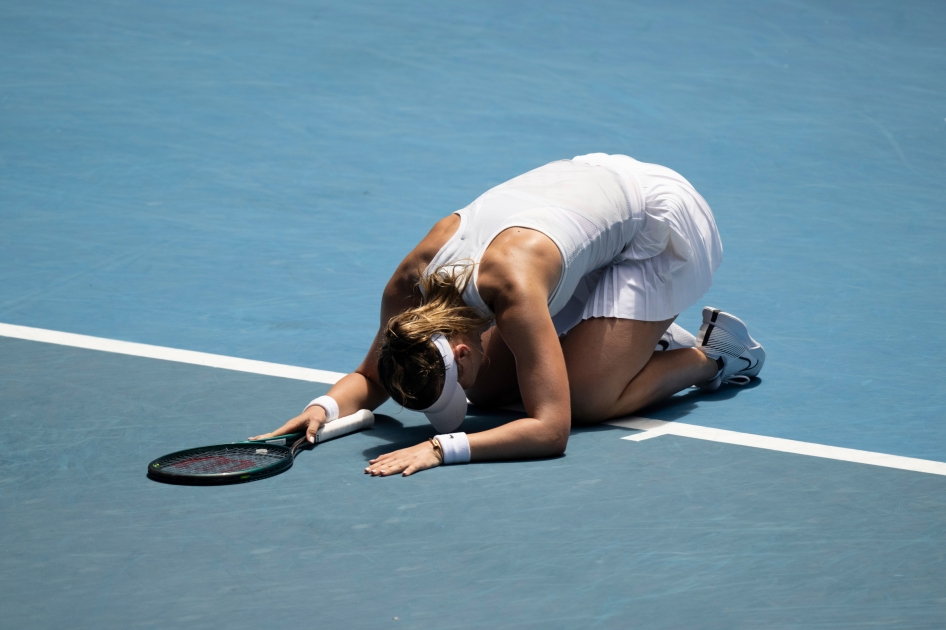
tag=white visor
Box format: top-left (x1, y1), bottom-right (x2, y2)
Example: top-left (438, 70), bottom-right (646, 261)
top-left (419, 333), bottom-right (467, 432)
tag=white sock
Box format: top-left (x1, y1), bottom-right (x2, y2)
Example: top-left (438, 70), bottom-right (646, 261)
top-left (655, 323), bottom-right (697, 352)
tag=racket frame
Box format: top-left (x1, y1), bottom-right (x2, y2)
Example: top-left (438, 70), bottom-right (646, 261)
top-left (147, 433), bottom-right (307, 486)
top-left (146, 410), bottom-right (375, 486)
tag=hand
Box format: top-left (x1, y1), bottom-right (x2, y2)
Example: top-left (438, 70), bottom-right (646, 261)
top-left (249, 405), bottom-right (328, 444)
top-left (365, 440), bottom-right (443, 477)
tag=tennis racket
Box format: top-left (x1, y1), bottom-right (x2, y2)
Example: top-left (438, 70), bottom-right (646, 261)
top-left (147, 409), bottom-right (374, 486)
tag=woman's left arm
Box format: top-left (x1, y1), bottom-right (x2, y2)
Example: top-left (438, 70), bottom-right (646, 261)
top-left (366, 226), bottom-right (570, 475)
top-left (366, 285), bottom-right (571, 476)
top-left (464, 288), bottom-right (571, 460)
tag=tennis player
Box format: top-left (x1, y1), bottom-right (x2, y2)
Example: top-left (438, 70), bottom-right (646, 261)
top-left (254, 153), bottom-right (764, 475)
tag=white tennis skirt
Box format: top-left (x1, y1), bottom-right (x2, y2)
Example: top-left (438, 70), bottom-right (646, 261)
top-left (551, 154), bottom-right (723, 334)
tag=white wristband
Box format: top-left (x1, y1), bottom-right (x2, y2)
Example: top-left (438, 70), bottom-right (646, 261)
top-left (304, 395), bottom-right (339, 423)
top-left (436, 432), bottom-right (471, 465)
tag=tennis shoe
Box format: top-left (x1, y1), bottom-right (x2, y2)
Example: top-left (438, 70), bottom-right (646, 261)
top-left (654, 323), bottom-right (696, 352)
top-left (696, 307), bottom-right (765, 391)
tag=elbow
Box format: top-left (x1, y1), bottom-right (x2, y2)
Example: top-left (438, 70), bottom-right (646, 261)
top-left (532, 415), bottom-right (569, 457)
top-left (525, 413), bottom-right (570, 457)
top-left (543, 427), bottom-right (569, 457)
top-left (555, 433), bottom-right (569, 456)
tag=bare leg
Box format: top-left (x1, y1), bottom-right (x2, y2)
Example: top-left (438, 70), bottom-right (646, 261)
top-left (561, 317), bottom-right (718, 424)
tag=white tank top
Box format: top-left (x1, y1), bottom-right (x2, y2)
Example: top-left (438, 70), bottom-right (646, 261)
top-left (424, 155), bottom-right (646, 324)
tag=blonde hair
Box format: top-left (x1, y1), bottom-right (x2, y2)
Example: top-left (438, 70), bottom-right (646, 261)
top-left (378, 261), bottom-right (493, 409)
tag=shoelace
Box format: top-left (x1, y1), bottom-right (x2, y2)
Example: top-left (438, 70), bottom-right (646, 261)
top-left (720, 374), bottom-right (751, 386)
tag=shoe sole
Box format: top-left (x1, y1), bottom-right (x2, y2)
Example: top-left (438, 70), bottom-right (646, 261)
top-left (698, 307), bottom-right (766, 378)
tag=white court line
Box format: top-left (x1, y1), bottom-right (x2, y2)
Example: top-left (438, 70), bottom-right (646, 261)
top-left (3, 321), bottom-right (945, 477)
top-left (606, 417), bottom-right (946, 477)
top-left (0, 322), bottom-right (345, 384)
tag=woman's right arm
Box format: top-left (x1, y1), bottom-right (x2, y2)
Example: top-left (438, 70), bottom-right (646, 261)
top-left (249, 275), bottom-right (410, 442)
top-left (251, 214), bottom-right (460, 443)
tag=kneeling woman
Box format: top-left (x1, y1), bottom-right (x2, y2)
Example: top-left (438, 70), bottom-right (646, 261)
top-left (254, 153), bottom-right (764, 475)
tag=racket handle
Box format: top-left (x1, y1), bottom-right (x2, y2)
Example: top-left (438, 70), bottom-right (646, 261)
top-left (249, 410), bottom-right (374, 445)
top-left (316, 409), bottom-right (374, 443)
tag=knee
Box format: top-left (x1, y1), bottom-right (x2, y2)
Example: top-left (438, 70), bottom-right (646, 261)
top-left (567, 371), bottom-right (613, 425)
top-left (570, 397), bottom-right (612, 425)
top-left (567, 363), bottom-right (652, 425)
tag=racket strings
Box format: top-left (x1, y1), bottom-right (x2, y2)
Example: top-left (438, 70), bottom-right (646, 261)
top-left (157, 445), bottom-right (289, 474)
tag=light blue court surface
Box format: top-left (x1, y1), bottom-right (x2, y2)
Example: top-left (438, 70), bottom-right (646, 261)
top-left (1, 1), bottom-right (945, 628)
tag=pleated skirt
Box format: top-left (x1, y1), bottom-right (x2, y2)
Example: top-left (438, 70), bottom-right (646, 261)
top-left (551, 154), bottom-right (723, 334)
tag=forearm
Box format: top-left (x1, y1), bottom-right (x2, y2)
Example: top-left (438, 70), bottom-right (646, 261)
top-left (464, 288), bottom-right (571, 462)
top-left (323, 371), bottom-right (389, 418)
top-left (466, 415), bottom-right (569, 461)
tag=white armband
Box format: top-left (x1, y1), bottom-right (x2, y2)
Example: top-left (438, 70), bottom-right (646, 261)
top-left (304, 395), bottom-right (339, 423)
top-left (436, 432), bottom-right (471, 465)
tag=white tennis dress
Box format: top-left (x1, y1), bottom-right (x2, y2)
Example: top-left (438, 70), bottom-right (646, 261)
top-left (424, 153), bottom-right (723, 334)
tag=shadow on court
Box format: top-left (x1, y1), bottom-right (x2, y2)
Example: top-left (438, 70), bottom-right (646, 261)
top-left (638, 378), bottom-right (765, 422)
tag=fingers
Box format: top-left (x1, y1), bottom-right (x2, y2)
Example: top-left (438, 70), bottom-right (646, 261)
top-left (300, 407), bottom-right (328, 444)
top-left (305, 419), bottom-right (324, 444)
top-left (274, 415), bottom-right (305, 436)
top-left (250, 414), bottom-right (307, 441)
top-left (364, 442), bottom-right (441, 477)
top-left (253, 408), bottom-right (327, 444)
top-left (364, 456), bottom-right (407, 476)
top-left (364, 453), bottom-right (406, 476)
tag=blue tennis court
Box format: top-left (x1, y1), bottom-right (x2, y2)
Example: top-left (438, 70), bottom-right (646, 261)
top-left (2, 1), bottom-right (945, 627)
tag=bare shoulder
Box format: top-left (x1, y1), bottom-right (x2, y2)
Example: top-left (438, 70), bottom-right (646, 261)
top-left (478, 227), bottom-right (562, 312)
top-left (412, 213), bottom-right (462, 266)
top-left (384, 214), bottom-right (461, 301)
top-left (359, 213), bottom-right (462, 378)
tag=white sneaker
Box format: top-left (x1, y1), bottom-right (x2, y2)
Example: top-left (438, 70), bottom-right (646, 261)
top-left (696, 307), bottom-right (765, 391)
top-left (655, 323), bottom-right (696, 352)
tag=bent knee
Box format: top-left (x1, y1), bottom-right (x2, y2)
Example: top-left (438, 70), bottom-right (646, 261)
top-left (568, 373), bottom-right (616, 425)
top-left (570, 398), bottom-right (611, 425)
top-left (567, 366), bottom-right (647, 425)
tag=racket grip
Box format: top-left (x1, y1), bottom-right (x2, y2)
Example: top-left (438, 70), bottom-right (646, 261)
top-left (315, 409), bottom-right (374, 443)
